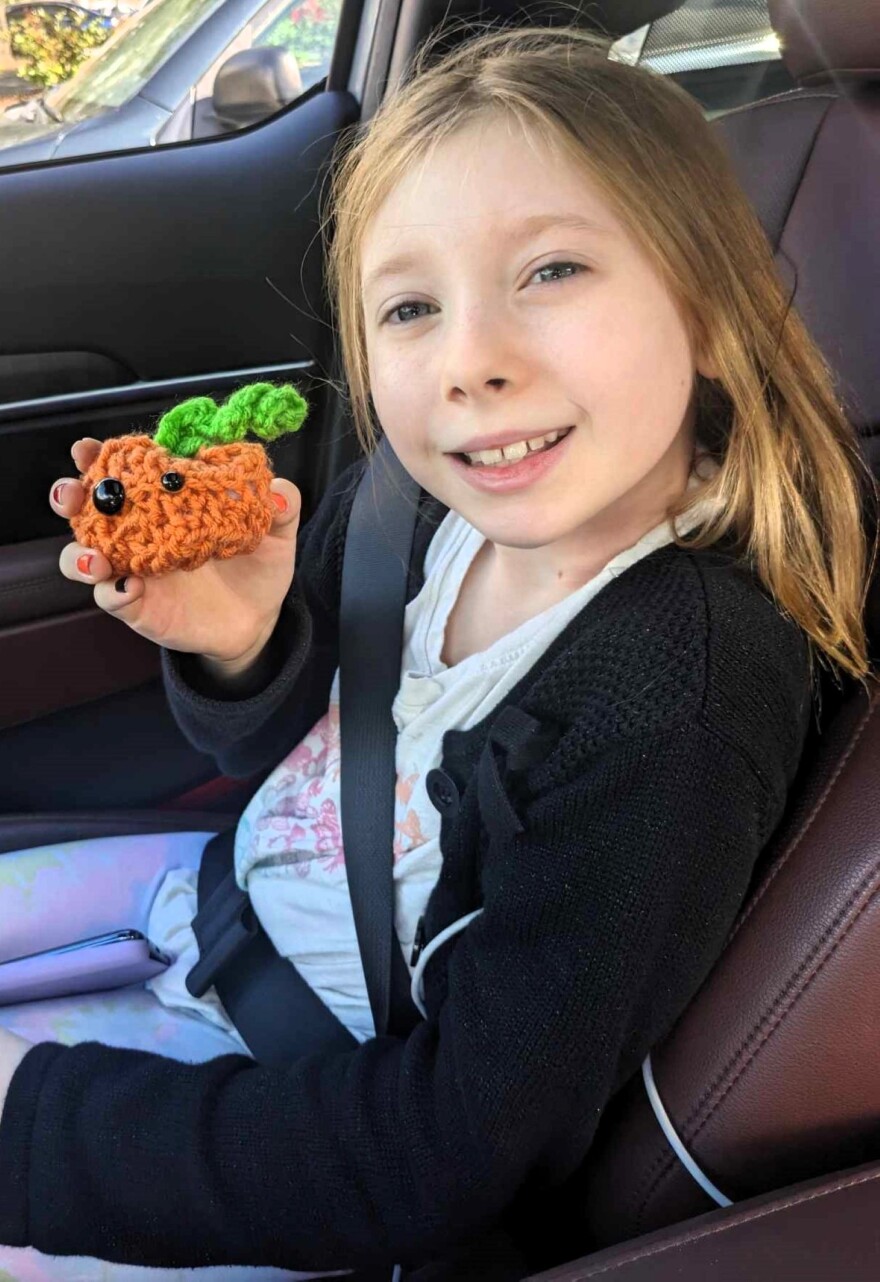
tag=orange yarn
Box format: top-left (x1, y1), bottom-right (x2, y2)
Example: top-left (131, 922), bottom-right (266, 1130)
top-left (69, 434), bottom-right (277, 576)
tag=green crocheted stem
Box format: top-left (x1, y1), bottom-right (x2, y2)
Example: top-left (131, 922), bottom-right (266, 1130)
top-left (153, 382), bottom-right (309, 458)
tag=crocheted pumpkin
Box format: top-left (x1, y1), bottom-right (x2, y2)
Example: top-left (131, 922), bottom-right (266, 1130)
top-left (69, 382), bottom-right (308, 576)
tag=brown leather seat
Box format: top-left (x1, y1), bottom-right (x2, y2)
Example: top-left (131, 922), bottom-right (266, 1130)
top-left (574, 0), bottom-right (880, 1249)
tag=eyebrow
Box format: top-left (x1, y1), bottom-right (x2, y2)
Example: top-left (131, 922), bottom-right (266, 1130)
top-left (361, 212), bottom-right (613, 295)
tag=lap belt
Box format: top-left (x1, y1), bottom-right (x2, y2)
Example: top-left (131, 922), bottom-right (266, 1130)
top-left (184, 436), bottom-right (422, 1064)
top-left (186, 825), bottom-right (358, 1064)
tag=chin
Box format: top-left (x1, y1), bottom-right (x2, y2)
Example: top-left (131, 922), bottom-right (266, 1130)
top-left (472, 514), bottom-right (584, 550)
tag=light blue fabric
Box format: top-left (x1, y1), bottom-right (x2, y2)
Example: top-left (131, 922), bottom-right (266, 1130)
top-left (0, 831), bottom-right (352, 1282)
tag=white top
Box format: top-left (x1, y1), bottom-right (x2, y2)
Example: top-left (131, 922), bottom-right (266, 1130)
top-left (147, 464), bottom-right (719, 1046)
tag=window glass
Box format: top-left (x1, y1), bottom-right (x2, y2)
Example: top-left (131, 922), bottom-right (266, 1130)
top-left (610, 0), bottom-right (794, 114)
top-left (254, 0), bottom-right (341, 88)
top-left (48, 0), bottom-right (226, 123)
top-left (0, 0), bottom-right (342, 170)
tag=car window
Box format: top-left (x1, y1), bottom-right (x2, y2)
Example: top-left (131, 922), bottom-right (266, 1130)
top-left (0, 0), bottom-right (342, 170)
top-left (610, 0), bottom-right (795, 116)
top-left (47, 0), bottom-right (226, 122)
top-left (253, 0), bottom-right (341, 85)
top-left (187, 0), bottom-right (340, 123)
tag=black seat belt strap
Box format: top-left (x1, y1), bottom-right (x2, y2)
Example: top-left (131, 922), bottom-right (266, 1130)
top-left (184, 435), bottom-right (421, 1059)
top-left (187, 826), bottom-right (358, 1064)
top-left (340, 436), bottom-right (423, 1039)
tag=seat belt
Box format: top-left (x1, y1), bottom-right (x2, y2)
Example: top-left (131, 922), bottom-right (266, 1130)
top-left (188, 826), bottom-right (359, 1064)
top-left (339, 435), bottom-right (423, 1039)
top-left (186, 435), bottom-right (421, 1058)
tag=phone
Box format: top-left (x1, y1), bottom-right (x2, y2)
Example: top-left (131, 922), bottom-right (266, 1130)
top-left (0, 929), bottom-right (174, 1006)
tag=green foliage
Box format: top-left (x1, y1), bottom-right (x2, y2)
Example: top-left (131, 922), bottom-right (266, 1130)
top-left (12, 10), bottom-right (110, 89)
top-left (154, 383), bottom-right (309, 458)
top-left (262, 0), bottom-right (341, 68)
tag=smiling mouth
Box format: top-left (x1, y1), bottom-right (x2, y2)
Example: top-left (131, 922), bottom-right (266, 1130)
top-left (459, 425), bottom-right (574, 466)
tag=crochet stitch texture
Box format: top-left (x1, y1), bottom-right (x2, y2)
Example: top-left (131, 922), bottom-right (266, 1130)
top-left (71, 437), bottom-right (277, 576)
top-left (69, 382), bottom-right (308, 576)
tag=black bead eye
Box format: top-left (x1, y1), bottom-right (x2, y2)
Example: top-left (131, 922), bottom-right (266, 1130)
top-left (92, 477), bottom-right (125, 516)
top-left (161, 471), bottom-right (185, 492)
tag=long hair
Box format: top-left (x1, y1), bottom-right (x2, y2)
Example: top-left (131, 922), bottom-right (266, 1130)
top-left (322, 21), bottom-right (876, 687)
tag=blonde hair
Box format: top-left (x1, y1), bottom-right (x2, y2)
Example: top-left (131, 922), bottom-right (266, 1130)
top-left (322, 21), bottom-right (876, 687)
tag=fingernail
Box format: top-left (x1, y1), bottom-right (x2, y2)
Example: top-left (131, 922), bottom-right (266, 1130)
top-left (77, 554), bottom-right (93, 575)
top-left (53, 483), bottom-right (67, 505)
top-left (115, 577), bottom-right (128, 593)
top-left (271, 492), bottom-right (287, 513)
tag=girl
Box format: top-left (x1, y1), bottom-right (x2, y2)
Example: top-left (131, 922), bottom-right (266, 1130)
top-left (0, 20), bottom-right (873, 1282)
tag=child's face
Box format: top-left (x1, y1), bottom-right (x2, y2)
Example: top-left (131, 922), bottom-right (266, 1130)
top-left (360, 115), bottom-right (714, 555)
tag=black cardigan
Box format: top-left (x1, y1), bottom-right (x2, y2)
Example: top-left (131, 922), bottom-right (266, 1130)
top-left (0, 457), bottom-right (813, 1279)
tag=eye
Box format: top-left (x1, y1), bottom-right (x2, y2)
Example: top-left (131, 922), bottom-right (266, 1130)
top-left (161, 472), bottom-right (185, 492)
top-left (532, 261), bottom-right (587, 285)
top-left (92, 478), bottom-right (125, 515)
top-left (380, 300), bottom-right (436, 327)
top-left (380, 262), bottom-right (587, 326)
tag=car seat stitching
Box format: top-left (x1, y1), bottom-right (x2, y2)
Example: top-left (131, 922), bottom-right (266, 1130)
top-left (635, 860), bottom-right (880, 1225)
top-left (717, 90), bottom-right (837, 252)
top-left (725, 689), bottom-right (879, 944)
top-left (716, 88), bottom-right (836, 122)
top-left (630, 690), bottom-right (879, 1226)
top-left (575, 1167), bottom-right (880, 1279)
top-left (683, 867), bottom-right (880, 1138)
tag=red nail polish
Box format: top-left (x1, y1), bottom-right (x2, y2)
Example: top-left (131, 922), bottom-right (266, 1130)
top-left (53, 483), bottom-right (67, 505)
top-left (271, 493), bottom-right (287, 513)
top-left (77, 554), bottom-right (93, 575)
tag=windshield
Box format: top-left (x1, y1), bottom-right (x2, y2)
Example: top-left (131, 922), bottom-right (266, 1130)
top-left (46, 0), bottom-right (226, 123)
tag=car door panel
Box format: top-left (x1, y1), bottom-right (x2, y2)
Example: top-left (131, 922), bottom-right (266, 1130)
top-left (0, 84), bottom-right (361, 820)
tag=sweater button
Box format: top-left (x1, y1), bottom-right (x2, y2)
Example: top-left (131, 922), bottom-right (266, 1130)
top-left (426, 768), bottom-right (460, 817)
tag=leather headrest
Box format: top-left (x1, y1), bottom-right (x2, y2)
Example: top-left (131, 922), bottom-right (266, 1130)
top-left (769, 0), bottom-right (880, 85)
top-left (485, 1), bottom-right (687, 41)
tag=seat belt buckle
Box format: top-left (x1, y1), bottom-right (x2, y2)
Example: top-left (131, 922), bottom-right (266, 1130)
top-left (185, 871), bottom-right (260, 999)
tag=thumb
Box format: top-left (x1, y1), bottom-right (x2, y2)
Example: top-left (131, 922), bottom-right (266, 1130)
top-left (268, 479), bottom-right (302, 539)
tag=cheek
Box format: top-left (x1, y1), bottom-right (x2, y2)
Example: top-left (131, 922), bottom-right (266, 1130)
top-left (367, 349), bottom-right (434, 471)
top-left (572, 291), bottom-right (695, 453)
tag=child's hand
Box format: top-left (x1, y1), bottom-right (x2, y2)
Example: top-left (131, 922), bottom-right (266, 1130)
top-left (50, 438), bottom-right (302, 664)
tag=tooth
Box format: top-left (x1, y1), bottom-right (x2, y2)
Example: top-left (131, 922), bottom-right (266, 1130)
top-left (477, 448), bottom-right (504, 465)
top-left (501, 440), bottom-right (530, 462)
top-left (543, 430), bottom-right (559, 444)
top-left (526, 436), bottom-right (546, 452)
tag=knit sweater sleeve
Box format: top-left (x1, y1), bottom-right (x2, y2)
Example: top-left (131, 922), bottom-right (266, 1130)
top-left (0, 717), bottom-right (782, 1272)
top-left (158, 455), bottom-right (367, 779)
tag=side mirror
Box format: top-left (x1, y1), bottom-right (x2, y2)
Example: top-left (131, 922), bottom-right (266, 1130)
top-left (212, 45), bottom-right (303, 131)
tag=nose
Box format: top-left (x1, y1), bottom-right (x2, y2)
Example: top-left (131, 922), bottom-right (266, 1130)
top-left (441, 305), bottom-right (522, 404)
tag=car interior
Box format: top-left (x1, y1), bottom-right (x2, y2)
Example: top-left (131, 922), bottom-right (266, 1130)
top-left (0, 0), bottom-right (878, 1277)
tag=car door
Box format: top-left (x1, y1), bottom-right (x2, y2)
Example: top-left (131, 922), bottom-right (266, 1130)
top-left (0, 0), bottom-right (386, 824)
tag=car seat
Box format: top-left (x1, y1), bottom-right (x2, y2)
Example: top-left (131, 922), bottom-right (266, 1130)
top-left (1, 1), bottom-right (877, 1273)
top-left (565, 0), bottom-right (880, 1249)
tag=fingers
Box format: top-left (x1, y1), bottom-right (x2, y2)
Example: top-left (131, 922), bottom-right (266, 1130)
top-left (49, 477), bottom-right (86, 518)
top-left (48, 439), bottom-right (102, 518)
top-left (58, 540), bottom-right (113, 585)
top-left (268, 479), bottom-right (302, 541)
top-left (93, 574), bottom-right (144, 616)
top-left (71, 437), bottom-right (102, 475)
top-left (58, 538), bottom-right (143, 616)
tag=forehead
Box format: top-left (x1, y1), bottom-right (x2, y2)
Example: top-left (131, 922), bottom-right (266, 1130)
top-left (359, 116), bottom-right (624, 279)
